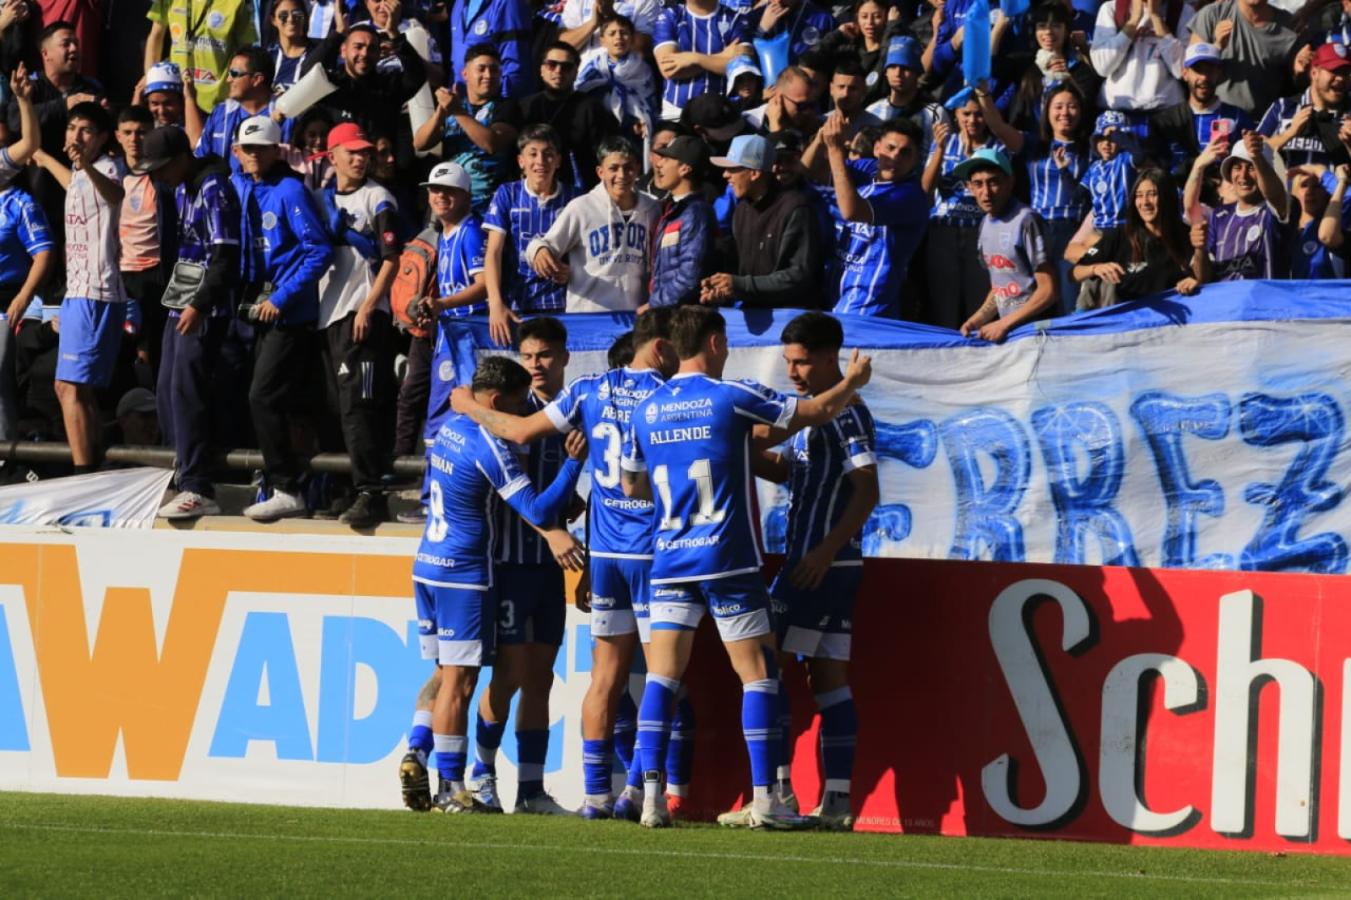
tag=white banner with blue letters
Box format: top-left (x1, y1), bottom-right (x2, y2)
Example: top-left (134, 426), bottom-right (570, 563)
top-left (442, 281), bottom-right (1351, 574)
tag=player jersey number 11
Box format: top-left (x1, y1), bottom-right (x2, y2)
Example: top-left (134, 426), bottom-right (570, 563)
top-left (651, 460), bottom-right (726, 531)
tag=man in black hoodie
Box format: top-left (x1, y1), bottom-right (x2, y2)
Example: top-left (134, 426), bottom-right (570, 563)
top-left (136, 126), bottom-right (243, 520)
top-left (303, 21), bottom-right (427, 168)
top-left (518, 41), bottom-right (619, 191)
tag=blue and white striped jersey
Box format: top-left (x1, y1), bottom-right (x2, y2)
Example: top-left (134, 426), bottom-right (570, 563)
top-left (484, 179), bottom-right (578, 313)
top-left (413, 413), bottom-right (581, 589)
top-left (495, 390), bottom-right (571, 566)
top-left (546, 367), bottom-right (667, 558)
top-left (1256, 91), bottom-right (1335, 169)
top-left (932, 133), bottom-right (1007, 226)
top-left (653, 3), bottom-right (750, 115)
top-left (829, 160), bottom-right (930, 318)
top-left (1022, 135), bottom-right (1090, 222)
top-left (782, 402), bottom-right (877, 566)
top-left (1081, 153), bottom-right (1135, 230)
top-left (436, 214), bottom-right (487, 319)
top-left (624, 373), bottom-right (796, 584)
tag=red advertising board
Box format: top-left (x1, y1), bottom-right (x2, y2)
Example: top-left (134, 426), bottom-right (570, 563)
top-left (681, 558), bottom-right (1351, 854)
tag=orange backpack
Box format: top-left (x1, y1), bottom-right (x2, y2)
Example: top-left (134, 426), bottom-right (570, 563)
top-left (389, 227), bottom-right (438, 339)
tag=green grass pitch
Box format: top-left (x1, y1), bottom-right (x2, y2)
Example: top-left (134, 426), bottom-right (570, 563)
top-left (4, 792), bottom-right (1351, 897)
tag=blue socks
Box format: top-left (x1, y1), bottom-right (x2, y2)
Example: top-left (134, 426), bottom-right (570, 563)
top-left (582, 738), bottom-right (612, 797)
top-left (517, 729), bottom-right (548, 799)
top-left (471, 713), bottom-right (505, 780)
top-left (637, 674), bottom-right (680, 778)
top-left (666, 692), bottom-right (695, 796)
top-left (433, 733), bottom-right (467, 784)
top-left (817, 686), bottom-right (858, 793)
top-left (742, 679), bottom-right (779, 788)
top-left (409, 710), bottom-right (433, 754)
top-left (613, 691), bottom-right (637, 772)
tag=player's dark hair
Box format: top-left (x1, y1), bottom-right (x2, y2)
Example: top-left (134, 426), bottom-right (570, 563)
top-left (780, 311), bottom-right (844, 353)
top-left (117, 105), bottom-right (154, 128)
top-left (471, 355), bottom-right (532, 394)
top-left (879, 117), bottom-right (923, 146)
top-left (68, 101), bottom-right (112, 134)
top-left (39, 21), bottom-right (75, 44)
top-left (599, 12), bottom-right (636, 33)
top-left (608, 331), bottom-right (635, 368)
top-left (233, 45), bottom-right (275, 84)
top-left (595, 135), bottom-right (639, 164)
top-left (832, 57), bottom-right (866, 80)
top-left (670, 307), bottom-right (725, 360)
top-left (544, 40), bottom-right (581, 64)
top-left (518, 315), bottom-right (568, 347)
top-left (517, 123), bottom-right (562, 153)
top-left (465, 42), bottom-right (501, 65)
top-left (633, 306), bottom-right (675, 348)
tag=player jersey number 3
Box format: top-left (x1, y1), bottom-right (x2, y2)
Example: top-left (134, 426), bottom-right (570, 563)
top-left (591, 422), bottom-right (623, 489)
top-left (651, 459), bottom-right (725, 531)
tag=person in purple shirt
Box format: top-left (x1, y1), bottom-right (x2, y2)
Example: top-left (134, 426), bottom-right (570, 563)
top-left (1190, 131), bottom-right (1292, 283)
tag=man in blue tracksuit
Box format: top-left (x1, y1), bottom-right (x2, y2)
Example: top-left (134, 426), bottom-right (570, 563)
top-left (449, 0), bottom-right (533, 98)
top-left (231, 115), bottom-right (333, 521)
top-left (647, 136), bottom-right (717, 307)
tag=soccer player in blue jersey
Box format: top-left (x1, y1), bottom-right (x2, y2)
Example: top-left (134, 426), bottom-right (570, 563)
top-left (412, 355), bottom-right (586, 814)
top-left (468, 316), bottom-right (587, 815)
top-left (484, 125), bottom-right (578, 347)
top-left (621, 305), bottom-right (871, 829)
top-left (819, 112), bottom-right (929, 318)
top-left (450, 309), bottom-right (680, 820)
top-left (757, 311), bottom-right (878, 832)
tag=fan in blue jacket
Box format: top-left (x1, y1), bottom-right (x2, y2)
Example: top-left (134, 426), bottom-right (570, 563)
top-left (647, 135), bottom-right (718, 307)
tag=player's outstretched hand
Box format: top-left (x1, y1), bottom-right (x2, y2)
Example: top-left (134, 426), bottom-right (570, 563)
top-left (843, 348), bottom-right (872, 389)
top-left (545, 528), bottom-right (587, 572)
top-left (565, 428), bottom-right (589, 461)
top-left (449, 384), bottom-right (474, 414)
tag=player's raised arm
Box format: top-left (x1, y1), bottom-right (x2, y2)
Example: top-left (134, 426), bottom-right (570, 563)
top-left (496, 426), bottom-right (588, 527)
top-left (786, 349), bottom-right (873, 432)
top-left (451, 384), bottom-right (560, 445)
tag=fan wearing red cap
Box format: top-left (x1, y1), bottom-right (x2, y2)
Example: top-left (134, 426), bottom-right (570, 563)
top-left (310, 121), bottom-right (404, 526)
top-left (1257, 40), bottom-right (1350, 169)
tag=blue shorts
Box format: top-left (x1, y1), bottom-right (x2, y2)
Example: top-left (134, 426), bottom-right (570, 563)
top-left (55, 298), bottom-right (125, 387)
top-left (771, 564), bottom-right (863, 661)
top-left (413, 580), bottom-right (497, 667)
top-left (650, 572), bottom-right (771, 642)
top-left (497, 564), bottom-right (565, 647)
top-left (589, 555), bottom-right (651, 642)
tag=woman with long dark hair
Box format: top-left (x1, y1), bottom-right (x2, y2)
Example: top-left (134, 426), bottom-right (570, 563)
top-left (266, 0), bottom-right (319, 95)
top-left (1071, 168), bottom-right (1200, 303)
top-left (1001, 3), bottom-right (1101, 134)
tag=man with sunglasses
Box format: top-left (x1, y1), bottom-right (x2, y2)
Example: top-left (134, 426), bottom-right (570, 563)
top-left (742, 66), bottom-right (820, 136)
top-left (187, 46), bottom-right (294, 174)
top-left (520, 41), bottom-right (621, 190)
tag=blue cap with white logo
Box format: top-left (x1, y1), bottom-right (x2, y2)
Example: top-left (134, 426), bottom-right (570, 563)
top-left (724, 56), bottom-right (763, 95)
top-left (1093, 110), bottom-right (1129, 137)
top-left (885, 36), bottom-right (923, 71)
top-left (710, 134), bottom-right (775, 172)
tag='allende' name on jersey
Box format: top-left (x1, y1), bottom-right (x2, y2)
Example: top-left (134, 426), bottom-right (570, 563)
top-left (649, 424), bottom-right (713, 445)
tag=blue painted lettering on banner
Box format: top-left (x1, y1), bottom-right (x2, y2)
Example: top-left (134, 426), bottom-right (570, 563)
top-left (210, 612), bottom-right (314, 760)
top-left (1033, 402), bottom-right (1140, 567)
top-left (1238, 392), bottom-right (1348, 574)
top-left (0, 605), bottom-right (29, 751)
top-left (941, 408), bottom-right (1030, 561)
top-left (316, 619), bottom-right (429, 764)
top-left (863, 419), bottom-right (938, 555)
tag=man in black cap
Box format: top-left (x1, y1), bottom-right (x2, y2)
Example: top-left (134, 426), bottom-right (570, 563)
top-left (648, 135), bottom-right (718, 308)
top-left (136, 126), bottom-right (245, 520)
top-left (679, 93), bottom-right (749, 155)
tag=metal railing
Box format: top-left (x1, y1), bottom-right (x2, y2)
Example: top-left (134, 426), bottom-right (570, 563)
top-left (0, 441), bottom-right (428, 478)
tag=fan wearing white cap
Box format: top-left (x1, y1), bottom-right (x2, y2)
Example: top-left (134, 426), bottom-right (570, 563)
top-left (417, 160), bottom-right (489, 441)
top-left (140, 61), bottom-right (185, 128)
top-left (232, 113), bottom-right (336, 522)
top-left (1189, 130), bottom-right (1291, 284)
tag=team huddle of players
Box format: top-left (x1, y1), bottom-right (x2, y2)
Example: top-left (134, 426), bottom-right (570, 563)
top-left (399, 304), bottom-right (876, 830)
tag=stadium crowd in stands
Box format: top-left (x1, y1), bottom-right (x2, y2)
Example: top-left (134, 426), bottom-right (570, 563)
top-left (0, 0), bottom-right (1344, 525)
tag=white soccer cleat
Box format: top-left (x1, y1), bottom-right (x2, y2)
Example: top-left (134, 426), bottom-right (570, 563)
top-left (514, 791), bottom-right (573, 815)
top-left (716, 805), bottom-right (754, 828)
top-left (471, 774), bottom-right (504, 813)
top-left (243, 488), bottom-right (307, 522)
top-left (640, 805), bottom-right (672, 828)
top-left (811, 792), bottom-right (855, 832)
top-left (433, 789), bottom-right (478, 814)
top-left (158, 491), bottom-right (221, 520)
top-left (749, 798), bottom-right (815, 831)
top-left (640, 773), bottom-right (670, 828)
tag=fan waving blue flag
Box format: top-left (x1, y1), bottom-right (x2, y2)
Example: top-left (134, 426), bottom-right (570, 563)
top-left (963, 0), bottom-right (991, 90)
